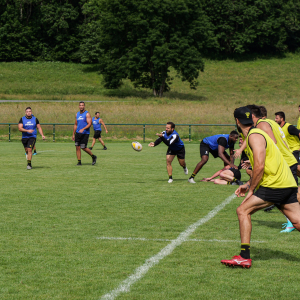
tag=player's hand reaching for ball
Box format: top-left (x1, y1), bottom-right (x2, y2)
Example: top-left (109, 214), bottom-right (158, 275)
top-left (148, 142), bottom-right (155, 147)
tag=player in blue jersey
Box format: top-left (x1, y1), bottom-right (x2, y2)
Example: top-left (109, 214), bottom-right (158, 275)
top-left (18, 107), bottom-right (45, 169)
top-left (188, 131), bottom-right (239, 183)
top-left (88, 112), bottom-right (108, 150)
top-left (72, 102), bottom-right (97, 166)
top-left (148, 122), bottom-right (188, 183)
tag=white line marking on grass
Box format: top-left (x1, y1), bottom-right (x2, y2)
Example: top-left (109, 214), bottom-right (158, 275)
top-left (100, 193), bottom-right (236, 300)
top-left (35, 150), bottom-right (55, 153)
top-left (97, 236), bottom-right (265, 243)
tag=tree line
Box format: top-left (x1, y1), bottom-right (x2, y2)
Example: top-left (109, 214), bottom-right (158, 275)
top-left (1, 0), bottom-right (300, 96)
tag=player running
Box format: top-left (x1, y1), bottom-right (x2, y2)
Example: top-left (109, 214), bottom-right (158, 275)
top-left (89, 112), bottom-right (108, 151)
top-left (221, 106), bottom-right (300, 268)
top-left (148, 122), bottom-right (188, 183)
top-left (188, 131), bottom-right (239, 183)
top-left (18, 107), bottom-right (45, 169)
top-left (72, 101), bottom-right (97, 166)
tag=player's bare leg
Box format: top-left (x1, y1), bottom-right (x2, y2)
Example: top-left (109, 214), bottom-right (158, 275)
top-left (219, 170), bottom-right (234, 182)
top-left (281, 202), bottom-right (300, 231)
top-left (166, 155), bottom-right (175, 182)
top-left (178, 157), bottom-right (188, 175)
top-left (213, 179), bottom-right (228, 185)
top-left (83, 147), bottom-right (97, 165)
top-left (91, 138), bottom-right (96, 149)
top-left (76, 146), bottom-right (82, 161)
top-left (99, 138), bottom-right (105, 147)
top-left (188, 155), bottom-right (208, 183)
top-left (26, 147), bottom-right (33, 169)
top-left (236, 195), bottom-right (273, 243)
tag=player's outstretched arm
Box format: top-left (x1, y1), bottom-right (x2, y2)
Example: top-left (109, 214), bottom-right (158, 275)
top-left (37, 124), bottom-right (45, 140)
top-left (100, 119), bottom-right (108, 133)
top-left (72, 117), bottom-right (77, 141)
top-left (218, 145), bottom-right (233, 166)
top-left (234, 139), bottom-right (246, 159)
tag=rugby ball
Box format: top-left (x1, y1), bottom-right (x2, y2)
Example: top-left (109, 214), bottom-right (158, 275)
top-left (132, 141), bottom-right (142, 152)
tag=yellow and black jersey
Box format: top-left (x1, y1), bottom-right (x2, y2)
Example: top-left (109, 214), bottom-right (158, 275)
top-left (256, 118), bottom-right (297, 167)
top-left (281, 122), bottom-right (300, 152)
top-left (246, 128), bottom-right (297, 189)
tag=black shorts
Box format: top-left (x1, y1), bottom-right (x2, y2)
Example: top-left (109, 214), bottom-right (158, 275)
top-left (93, 130), bottom-right (102, 139)
top-left (292, 151), bottom-right (299, 165)
top-left (75, 133), bottom-right (89, 149)
top-left (254, 186), bottom-right (298, 205)
top-left (22, 137), bottom-right (36, 149)
top-left (166, 146), bottom-right (185, 159)
top-left (229, 167), bottom-right (241, 180)
top-left (200, 141), bottom-right (226, 159)
top-left (290, 163), bottom-right (298, 185)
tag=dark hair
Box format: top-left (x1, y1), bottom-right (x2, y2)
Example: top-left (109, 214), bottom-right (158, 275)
top-left (275, 111), bottom-right (285, 120)
top-left (95, 112), bottom-right (100, 115)
top-left (230, 130), bottom-right (239, 136)
top-left (167, 122), bottom-right (175, 129)
top-left (259, 105), bottom-right (267, 118)
top-left (79, 101), bottom-right (85, 104)
top-left (25, 107), bottom-right (31, 111)
top-left (246, 104), bottom-right (262, 118)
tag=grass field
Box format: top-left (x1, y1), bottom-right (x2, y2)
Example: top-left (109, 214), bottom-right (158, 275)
top-left (2, 142), bottom-right (300, 299)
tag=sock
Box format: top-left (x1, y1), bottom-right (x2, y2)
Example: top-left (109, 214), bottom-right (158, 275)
top-left (232, 177), bottom-right (237, 182)
top-left (169, 175), bottom-right (173, 179)
top-left (90, 147), bottom-right (93, 150)
top-left (91, 155), bottom-right (96, 158)
top-left (189, 173), bottom-right (196, 179)
top-left (34, 150), bottom-right (37, 153)
top-left (27, 160), bottom-right (31, 166)
top-left (240, 243), bottom-right (250, 259)
top-left (78, 160), bottom-right (81, 164)
top-left (183, 166), bottom-right (187, 170)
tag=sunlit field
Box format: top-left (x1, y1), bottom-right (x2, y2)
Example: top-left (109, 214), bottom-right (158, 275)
top-left (1, 142), bottom-right (300, 299)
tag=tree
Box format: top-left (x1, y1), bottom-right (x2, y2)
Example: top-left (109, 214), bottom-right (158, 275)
top-left (88, 0), bottom-right (213, 97)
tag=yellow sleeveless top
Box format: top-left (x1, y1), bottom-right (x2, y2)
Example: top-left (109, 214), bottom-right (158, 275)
top-left (256, 119), bottom-right (297, 167)
top-left (246, 128), bottom-right (297, 189)
top-left (281, 122), bottom-right (300, 152)
top-left (297, 117), bottom-right (300, 130)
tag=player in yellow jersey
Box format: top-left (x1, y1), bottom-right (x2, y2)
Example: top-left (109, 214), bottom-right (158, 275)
top-left (247, 105), bottom-right (298, 231)
top-left (275, 111), bottom-right (300, 175)
top-left (221, 107), bottom-right (300, 268)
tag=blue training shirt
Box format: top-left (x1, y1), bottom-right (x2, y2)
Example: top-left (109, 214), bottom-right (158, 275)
top-left (21, 115), bottom-right (37, 138)
top-left (92, 117), bottom-right (101, 131)
top-left (76, 111), bottom-right (90, 134)
top-left (202, 134), bottom-right (233, 151)
top-left (162, 130), bottom-right (184, 151)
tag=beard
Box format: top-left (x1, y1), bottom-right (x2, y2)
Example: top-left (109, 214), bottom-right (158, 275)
top-left (236, 123), bottom-right (243, 133)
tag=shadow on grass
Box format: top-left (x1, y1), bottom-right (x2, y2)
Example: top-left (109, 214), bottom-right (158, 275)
top-left (253, 219), bottom-right (282, 230)
top-left (252, 247), bottom-right (300, 262)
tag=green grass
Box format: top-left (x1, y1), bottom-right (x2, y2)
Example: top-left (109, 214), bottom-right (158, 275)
top-left (1, 142), bottom-right (300, 299)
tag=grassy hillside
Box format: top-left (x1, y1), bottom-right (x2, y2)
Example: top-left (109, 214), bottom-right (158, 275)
top-left (0, 54), bottom-right (300, 141)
